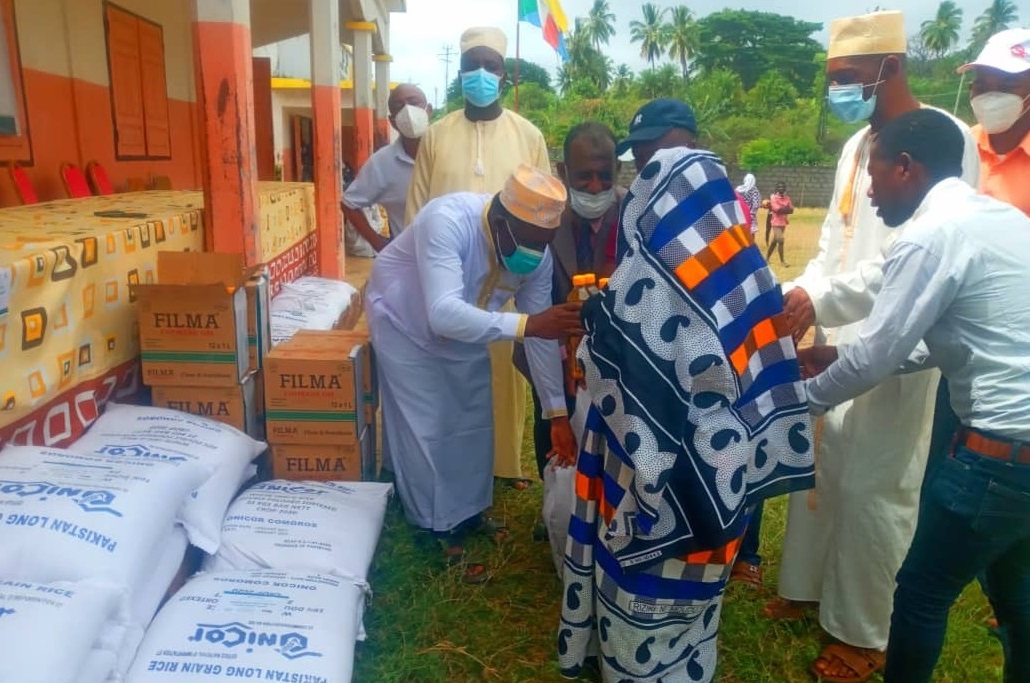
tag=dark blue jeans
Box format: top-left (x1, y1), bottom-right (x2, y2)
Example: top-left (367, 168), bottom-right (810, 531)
top-left (886, 445), bottom-right (1030, 683)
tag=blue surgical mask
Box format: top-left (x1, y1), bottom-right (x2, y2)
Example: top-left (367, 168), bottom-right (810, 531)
top-left (827, 60), bottom-right (886, 124)
top-left (499, 220), bottom-right (545, 274)
top-left (461, 68), bottom-right (501, 108)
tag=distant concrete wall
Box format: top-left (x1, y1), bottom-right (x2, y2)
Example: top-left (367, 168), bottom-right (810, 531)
top-left (553, 153), bottom-right (836, 209)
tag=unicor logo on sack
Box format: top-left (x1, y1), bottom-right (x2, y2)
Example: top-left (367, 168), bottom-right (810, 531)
top-left (189, 622), bottom-right (323, 660)
top-left (0, 481), bottom-right (123, 516)
top-left (252, 483), bottom-right (328, 496)
top-left (0, 608), bottom-right (15, 618)
top-left (93, 444), bottom-right (188, 463)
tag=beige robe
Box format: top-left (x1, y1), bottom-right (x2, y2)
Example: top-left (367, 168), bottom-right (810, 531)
top-left (406, 108), bottom-right (551, 480)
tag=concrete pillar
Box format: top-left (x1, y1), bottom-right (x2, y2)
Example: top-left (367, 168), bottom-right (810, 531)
top-left (347, 21), bottom-right (375, 170)
top-left (310, 0), bottom-right (343, 278)
top-left (373, 54), bottom-right (392, 148)
top-left (191, 0), bottom-right (260, 263)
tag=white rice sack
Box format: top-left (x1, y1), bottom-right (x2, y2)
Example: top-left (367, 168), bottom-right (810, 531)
top-left (0, 578), bottom-right (127, 683)
top-left (542, 462), bottom-right (577, 576)
top-left (72, 403), bottom-right (266, 554)
top-left (0, 446), bottom-right (210, 586)
top-left (269, 277), bottom-right (358, 343)
top-left (542, 388), bottom-right (590, 576)
top-left (203, 480), bottom-right (392, 583)
top-left (124, 571), bottom-right (366, 683)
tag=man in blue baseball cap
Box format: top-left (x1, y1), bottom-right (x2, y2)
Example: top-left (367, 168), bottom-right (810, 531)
top-left (616, 98), bottom-right (699, 172)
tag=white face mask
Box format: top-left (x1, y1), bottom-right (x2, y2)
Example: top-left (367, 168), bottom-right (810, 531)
top-left (568, 188), bottom-right (616, 220)
top-left (971, 91), bottom-right (1030, 135)
top-left (393, 104), bottom-right (429, 140)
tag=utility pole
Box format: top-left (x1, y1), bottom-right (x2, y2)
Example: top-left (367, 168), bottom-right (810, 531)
top-left (439, 44), bottom-right (455, 112)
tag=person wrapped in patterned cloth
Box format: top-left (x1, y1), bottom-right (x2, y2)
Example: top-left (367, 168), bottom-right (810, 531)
top-left (557, 145), bottom-right (816, 682)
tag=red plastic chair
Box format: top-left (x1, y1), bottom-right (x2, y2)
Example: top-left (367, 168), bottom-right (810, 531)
top-left (61, 163), bottom-right (92, 198)
top-left (86, 161), bottom-right (114, 195)
top-left (8, 162), bottom-right (37, 205)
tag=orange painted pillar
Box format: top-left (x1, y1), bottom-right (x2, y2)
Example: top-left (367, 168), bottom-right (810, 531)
top-left (348, 21), bottom-right (376, 170)
top-left (191, 0), bottom-right (260, 264)
top-left (373, 54), bottom-right (392, 149)
top-left (310, 0), bottom-right (342, 278)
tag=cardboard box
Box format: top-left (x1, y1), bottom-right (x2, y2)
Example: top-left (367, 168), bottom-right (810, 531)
top-left (151, 372), bottom-right (262, 437)
top-left (270, 427), bottom-right (373, 481)
top-left (263, 332), bottom-right (365, 444)
top-left (246, 267), bottom-right (272, 374)
top-left (136, 252), bottom-right (249, 387)
top-left (292, 329), bottom-right (378, 422)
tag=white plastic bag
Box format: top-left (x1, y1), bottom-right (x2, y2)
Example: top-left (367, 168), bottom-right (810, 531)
top-left (72, 403), bottom-right (266, 553)
top-left (203, 480), bottom-right (393, 583)
top-left (0, 578), bottom-right (127, 683)
top-left (124, 571), bottom-right (366, 683)
top-left (542, 462), bottom-right (577, 576)
top-left (0, 446), bottom-right (210, 586)
top-left (270, 276), bottom-right (358, 343)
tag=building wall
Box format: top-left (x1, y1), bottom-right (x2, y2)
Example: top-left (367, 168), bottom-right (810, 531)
top-left (4, 0), bottom-right (201, 206)
top-left (607, 162), bottom-right (836, 209)
top-left (271, 87), bottom-right (359, 181)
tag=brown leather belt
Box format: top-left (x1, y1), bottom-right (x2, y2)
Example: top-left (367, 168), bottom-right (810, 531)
top-left (958, 429), bottom-right (1030, 465)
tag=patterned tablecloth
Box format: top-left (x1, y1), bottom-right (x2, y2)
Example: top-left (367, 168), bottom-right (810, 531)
top-left (0, 182), bottom-right (317, 445)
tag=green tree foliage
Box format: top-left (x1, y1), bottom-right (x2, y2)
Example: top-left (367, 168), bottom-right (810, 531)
top-left (630, 3), bottom-right (670, 70)
top-left (969, 0), bottom-right (1020, 55)
top-left (559, 22), bottom-right (614, 94)
top-left (745, 71), bottom-right (799, 118)
top-left (694, 10), bottom-right (823, 93)
top-left (739, 137), bottom-right (831, 169)
top-left (667, 6), bottom-right (700, 80)
top-left (580, 0), bottom-right (616, 49)
top-left (920, 1), bottom-right (964, 59)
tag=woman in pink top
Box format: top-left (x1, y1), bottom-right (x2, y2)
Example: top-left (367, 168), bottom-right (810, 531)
top-left (766, 181), bottom-right (794, 266)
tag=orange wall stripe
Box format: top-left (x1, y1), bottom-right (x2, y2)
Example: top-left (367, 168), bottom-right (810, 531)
top-left (312, 83), bottom-right (342, 278)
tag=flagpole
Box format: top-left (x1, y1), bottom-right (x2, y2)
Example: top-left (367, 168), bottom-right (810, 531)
top-left (514, 7), bottom-right (522, 113)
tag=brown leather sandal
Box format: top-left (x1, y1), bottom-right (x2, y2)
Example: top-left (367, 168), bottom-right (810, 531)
top-left (810, 643), bottom-right (886, 683)
top-left (729, 560), bottom-right (763, 588)
top-left (762, 597), bottom-right (816, 621)
top-left (443, 545), bottom-right (488, 585)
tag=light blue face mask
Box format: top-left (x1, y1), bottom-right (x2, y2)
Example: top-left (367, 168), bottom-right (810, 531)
top-left (461, 68), bottom-right (501, 108)
top-left (499, 220), bottom-right (545, 275)
top-left (827, 60), bottom-right (886, 124)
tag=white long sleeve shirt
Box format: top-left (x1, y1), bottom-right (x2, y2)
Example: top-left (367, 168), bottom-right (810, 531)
top-left (366, 192), bottom-right (567, 417)
top-left (806, 178), bottom-right (1030, 441)
top-left (789, 107), bottom-right (980, 331)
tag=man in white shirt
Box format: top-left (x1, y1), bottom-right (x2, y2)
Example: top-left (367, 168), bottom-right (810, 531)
top-left (767, 12), bottom-right (980, 681)
top-left (342, 84), bottom-right (430, 252)
top-left (366, 165), bottom-right (579, 583)
top-left (802, 106), bottom-right (1030, 683)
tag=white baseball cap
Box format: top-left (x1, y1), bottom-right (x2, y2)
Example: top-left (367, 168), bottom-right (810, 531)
top-left (959, 28), bottom-right (1030, 75)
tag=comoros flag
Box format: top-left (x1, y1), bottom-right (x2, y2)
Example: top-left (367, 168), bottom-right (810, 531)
top-left (517, 0), bottom-right (569, 61)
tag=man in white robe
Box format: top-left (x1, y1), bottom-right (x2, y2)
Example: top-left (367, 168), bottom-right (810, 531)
top-left (766, 11), bottom-right (981, 681)
top-left (366, 165), bottom-right (579, 583)
top-left (407, 27), bottom-right (551, 487)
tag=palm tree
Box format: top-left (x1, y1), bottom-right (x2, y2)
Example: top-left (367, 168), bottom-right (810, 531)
top-left (970, 0), bottom-right (1020, 54)
top-left (920, 1), bottom-right (963, 59)
top-left (630, 3), bottom-right (669, 71)
top-left (667, 5), bottom-right (699, 80)
top-left (580, 0), bottom-right (617, 49)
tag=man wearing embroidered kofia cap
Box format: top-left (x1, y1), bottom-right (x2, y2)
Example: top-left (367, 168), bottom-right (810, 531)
top-left (765, 11), bottom-right (982, 683)
top-left (368, 165), bottom-right (579, 583)
top-left (406, 26), bottom-right (552, 492)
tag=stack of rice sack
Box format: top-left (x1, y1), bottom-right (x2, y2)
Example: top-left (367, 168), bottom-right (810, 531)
top-left (270, 276), bottom-right (360, 344)
top-left (121, 479), bottom-right (393, 683)
top-left (0, 401), bottom-right (266, 683)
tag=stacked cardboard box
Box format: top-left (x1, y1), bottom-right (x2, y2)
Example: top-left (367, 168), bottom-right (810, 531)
top-left (134, 252), bottom-right (272, 440)
top-left (263, 330), bottom-right (375, 482)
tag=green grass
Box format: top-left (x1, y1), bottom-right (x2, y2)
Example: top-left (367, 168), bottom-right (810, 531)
top-left (352, 211), bottom-right (1005, 682)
